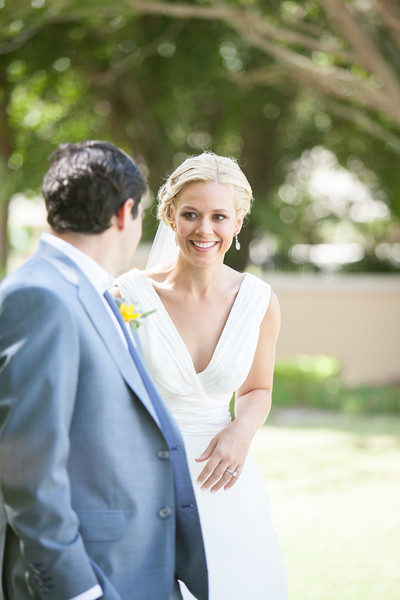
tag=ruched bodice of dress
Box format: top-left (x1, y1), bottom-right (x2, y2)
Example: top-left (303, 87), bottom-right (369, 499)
top-left (116, 270), bottom-right (271, 436)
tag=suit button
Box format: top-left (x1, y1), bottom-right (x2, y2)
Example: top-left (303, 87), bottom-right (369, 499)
top-left (157, 449), bottom-right (170, 460)
top-left (158, 507), bottom-right (172, 519)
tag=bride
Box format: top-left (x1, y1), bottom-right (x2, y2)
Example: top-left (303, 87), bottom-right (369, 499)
top-left (112, 152), bottom-right (288, 599)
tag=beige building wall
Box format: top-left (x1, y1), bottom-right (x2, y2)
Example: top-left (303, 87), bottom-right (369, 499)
top-left (265, 273), bottom-right (400, 386)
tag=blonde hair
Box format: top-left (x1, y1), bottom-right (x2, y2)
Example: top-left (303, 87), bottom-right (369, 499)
top-left (157, 152), bottom-right (253, 226)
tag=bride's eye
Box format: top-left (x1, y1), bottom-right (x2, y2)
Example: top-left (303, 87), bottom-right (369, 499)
top-left (213, 214), bottom-right (226, 221)
top-left (182, 212), bottom-right (197, 219)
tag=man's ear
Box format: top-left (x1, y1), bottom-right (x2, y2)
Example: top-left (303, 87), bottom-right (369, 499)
top-left (115, 198), bottom-right (135, 230)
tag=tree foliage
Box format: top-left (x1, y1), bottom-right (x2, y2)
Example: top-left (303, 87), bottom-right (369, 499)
top-left (129, 0), bottom-right (400, 141)
top-left (0, 0), bottom-right (399, 274)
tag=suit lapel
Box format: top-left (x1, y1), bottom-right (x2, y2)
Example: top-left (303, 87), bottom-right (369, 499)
top-left (36, 242), bottom-right (161, 427)
top-left (79, 283), bottom-right (161, 425)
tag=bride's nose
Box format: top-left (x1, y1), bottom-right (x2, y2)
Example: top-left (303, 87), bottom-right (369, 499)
top-left (196, 217), bottom-right (213, 235)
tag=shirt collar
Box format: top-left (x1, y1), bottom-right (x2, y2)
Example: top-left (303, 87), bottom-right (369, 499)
top-left (40, 232), bottom-right (114, 295)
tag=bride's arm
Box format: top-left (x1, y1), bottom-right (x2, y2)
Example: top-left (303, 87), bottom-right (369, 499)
top-left (196, 290), bottom-right (281, 492)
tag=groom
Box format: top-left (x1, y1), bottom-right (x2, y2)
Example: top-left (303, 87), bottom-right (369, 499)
top-left (0, 141), bottom-right (208, 600)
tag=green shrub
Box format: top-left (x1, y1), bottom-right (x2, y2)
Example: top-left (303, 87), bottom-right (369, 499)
top-left (272, 355), bottom-right (400, 415)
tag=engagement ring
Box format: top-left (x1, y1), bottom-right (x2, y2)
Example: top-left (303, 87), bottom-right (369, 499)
top-left (226, 469), bottom-right (238, 477)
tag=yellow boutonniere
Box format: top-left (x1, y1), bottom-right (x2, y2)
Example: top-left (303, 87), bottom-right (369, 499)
top-left (119, 301), bottom-right (156, 330)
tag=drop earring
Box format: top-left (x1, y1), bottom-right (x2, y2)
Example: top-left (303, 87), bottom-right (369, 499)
top-left (235, 232), bottom-right (241, 251)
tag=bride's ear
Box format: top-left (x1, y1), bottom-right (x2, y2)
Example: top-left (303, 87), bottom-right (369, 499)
top-left (235, 215), bottom-right (244, 234)
top-left (169, 206), bottom-right (177, 231)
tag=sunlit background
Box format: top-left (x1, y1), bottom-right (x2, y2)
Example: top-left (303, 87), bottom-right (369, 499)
top-left (1, 1), bottom-right (400, 598)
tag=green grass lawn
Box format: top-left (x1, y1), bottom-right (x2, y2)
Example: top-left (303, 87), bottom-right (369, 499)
top-left (252, 408), bottom-right (400, 600)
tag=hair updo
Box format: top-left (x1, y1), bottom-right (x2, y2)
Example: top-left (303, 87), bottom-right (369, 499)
top-left (157, 152), bottom-right (253, 227)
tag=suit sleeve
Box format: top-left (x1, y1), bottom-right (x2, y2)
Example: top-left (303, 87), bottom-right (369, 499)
top-left (0, 286), bottom-right (118, 599)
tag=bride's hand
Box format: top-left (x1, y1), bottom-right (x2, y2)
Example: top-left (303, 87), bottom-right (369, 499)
top-left (195, 421), bottom-right (253, 493)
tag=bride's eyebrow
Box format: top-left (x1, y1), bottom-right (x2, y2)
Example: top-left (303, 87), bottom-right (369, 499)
top-left (179, 205), bottom-right (198, 211)
top-left (180, 205), bottom-right (230, 214)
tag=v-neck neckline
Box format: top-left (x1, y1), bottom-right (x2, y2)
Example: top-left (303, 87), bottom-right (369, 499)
top-left (142, 273), bottom-right (248, 375)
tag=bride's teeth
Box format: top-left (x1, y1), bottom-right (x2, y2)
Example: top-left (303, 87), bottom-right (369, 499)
top-left (192, 241), bottom-right (215, 248)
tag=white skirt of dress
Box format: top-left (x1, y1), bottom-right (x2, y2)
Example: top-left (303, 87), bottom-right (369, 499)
top-left (179, 434), bottom-right (288, 600)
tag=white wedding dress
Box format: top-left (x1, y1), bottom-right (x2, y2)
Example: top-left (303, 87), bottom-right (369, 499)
top-left (116, 269), bottom-right (288, 599)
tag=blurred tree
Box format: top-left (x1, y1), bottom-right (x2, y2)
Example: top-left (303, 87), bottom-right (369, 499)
top-left (0, 0), bottom-right (399, 274)
top-left (130, 0), bottom-right (400, 138)
top-left (127, 0), bottom-right (400, 270)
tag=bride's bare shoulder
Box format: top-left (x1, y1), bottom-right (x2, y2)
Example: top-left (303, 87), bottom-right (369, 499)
top-left (224, 265), bottom-right (246, 288)
top-left (142, 264), bottom-right (174, 285)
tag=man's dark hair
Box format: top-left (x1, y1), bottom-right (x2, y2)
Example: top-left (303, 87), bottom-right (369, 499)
top-left (42, 140), bottom-right (147, 233)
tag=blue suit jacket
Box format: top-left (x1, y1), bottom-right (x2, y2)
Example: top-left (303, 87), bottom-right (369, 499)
top-left (0, 241), bottom-right (208, 600)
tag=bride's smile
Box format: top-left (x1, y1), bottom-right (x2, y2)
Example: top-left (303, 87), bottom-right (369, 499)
top-left (190, 240), bottom-right (218, 249)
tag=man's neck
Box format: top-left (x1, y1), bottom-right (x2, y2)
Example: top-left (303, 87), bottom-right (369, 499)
top-left (51, 230), bottom-right (115, 273)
